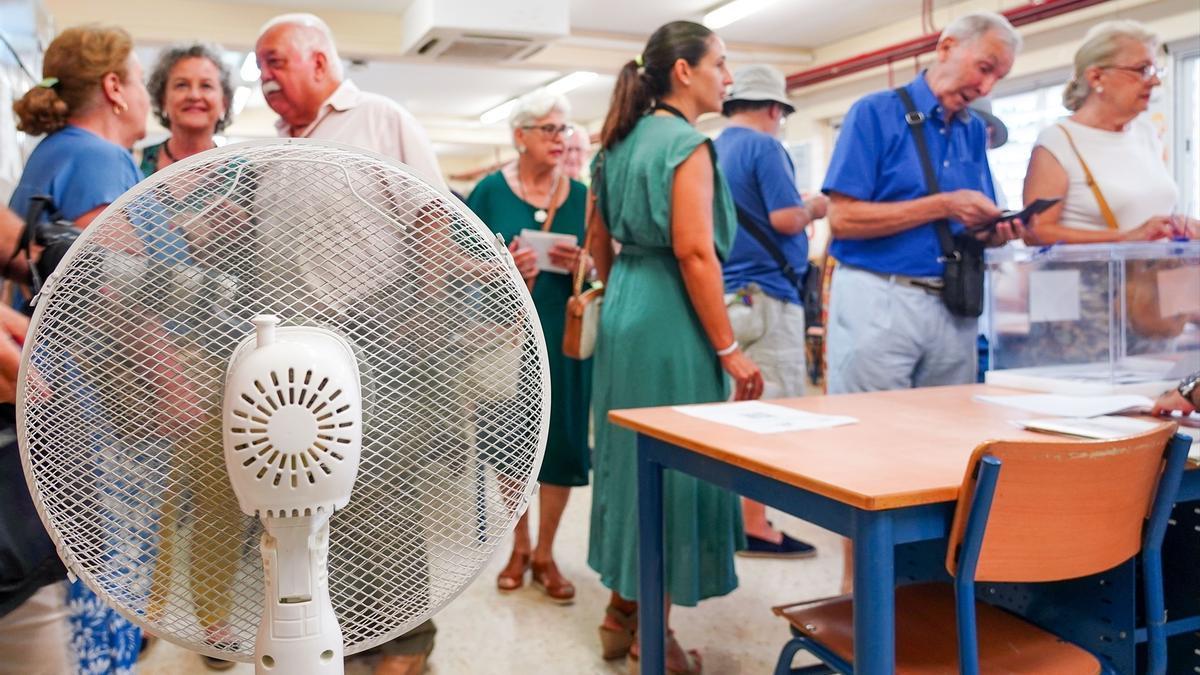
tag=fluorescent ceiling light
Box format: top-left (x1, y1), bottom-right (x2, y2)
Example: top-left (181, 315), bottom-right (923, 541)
top-left (480, 98), bottom-right (518, 125)
top-left (545, 71), bottom-right (598, 96)
top-left (479, 71), bottom-right (599, 124)
top-left (240, 52), bottom-right (260, 82)
top-left (703, 0), bottom-right (781, 30)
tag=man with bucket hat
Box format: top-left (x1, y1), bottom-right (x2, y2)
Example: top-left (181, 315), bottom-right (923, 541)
top-left (715, 64), bottom-right (826, 558)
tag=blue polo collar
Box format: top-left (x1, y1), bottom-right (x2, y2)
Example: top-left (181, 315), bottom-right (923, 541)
top-left (907, 72), bottom-right (971, 125)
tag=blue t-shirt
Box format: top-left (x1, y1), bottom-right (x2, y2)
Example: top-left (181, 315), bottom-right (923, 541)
top-left (8, 125), bottom-right (142, 224)
top-left (822, 73), bottom-right (995, 277)
top-left (714, 126), bottom-right (807, 304)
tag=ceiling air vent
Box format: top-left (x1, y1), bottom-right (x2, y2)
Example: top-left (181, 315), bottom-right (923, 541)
top-left (400, 0), bottom-right (568, 63)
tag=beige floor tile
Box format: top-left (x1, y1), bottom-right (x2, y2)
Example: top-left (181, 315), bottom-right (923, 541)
top-left (139, 485), bottom-right (838, 674)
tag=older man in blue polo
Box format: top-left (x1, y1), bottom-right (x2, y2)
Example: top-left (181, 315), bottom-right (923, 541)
top-left (823, 11), bottom-right (1025, 396)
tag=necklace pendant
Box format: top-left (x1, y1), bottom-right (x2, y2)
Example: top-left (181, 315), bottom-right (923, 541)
top-left (534, 209), bottom-right (548, 223)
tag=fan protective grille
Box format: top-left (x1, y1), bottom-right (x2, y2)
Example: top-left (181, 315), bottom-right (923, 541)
top-left (17, 140), bottom-right (548, 659)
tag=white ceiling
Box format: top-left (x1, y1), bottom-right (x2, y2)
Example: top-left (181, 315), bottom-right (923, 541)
top-left (232, 0), bottom-right (416, 13)
top-left (132, 0), bottom-right (971, 157)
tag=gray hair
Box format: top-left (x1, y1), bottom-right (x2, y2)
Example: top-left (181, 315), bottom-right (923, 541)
top-left (1063, 20), bottom-right (1159, 111)
top-left (258, 13), bottom-right (344, 80)
top-left (146, 43), bottom-right (235, 132)
top-left (508, 90), bottom-right (571, 130)
top-left (940, 11), bottom-right (1022, 53)
top-left (569, 123), bottom-right (591, 149)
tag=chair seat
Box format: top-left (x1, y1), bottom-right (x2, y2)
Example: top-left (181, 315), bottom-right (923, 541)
top-left (772, 583), bottom-right (1101, 675)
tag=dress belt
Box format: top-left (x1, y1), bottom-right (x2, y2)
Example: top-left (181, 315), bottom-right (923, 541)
top-left (619, 243), bottom-right (672, 257)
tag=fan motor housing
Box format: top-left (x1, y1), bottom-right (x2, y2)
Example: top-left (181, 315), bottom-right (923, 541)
top-left (223, 319), bottom-right (363, 517)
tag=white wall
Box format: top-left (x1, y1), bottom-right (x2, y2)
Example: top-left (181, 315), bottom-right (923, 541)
top-left (781, 0), bottom-right (1200, 194)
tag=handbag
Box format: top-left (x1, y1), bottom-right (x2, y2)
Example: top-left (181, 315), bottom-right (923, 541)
top-left (895, 88), bottom-right (986, 318)
top-left (563, 153), bottom-right (604, 360)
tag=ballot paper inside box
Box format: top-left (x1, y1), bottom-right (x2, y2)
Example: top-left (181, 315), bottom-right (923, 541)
top-left (983, 242), bottom-right (1200, 396)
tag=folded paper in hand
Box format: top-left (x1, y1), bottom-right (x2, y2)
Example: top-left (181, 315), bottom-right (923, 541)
top-left (519, 229), bottom-right (577, 274)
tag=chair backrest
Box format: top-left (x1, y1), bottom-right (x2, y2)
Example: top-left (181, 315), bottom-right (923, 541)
top-left (944, 424), bottom-right (1176, 583)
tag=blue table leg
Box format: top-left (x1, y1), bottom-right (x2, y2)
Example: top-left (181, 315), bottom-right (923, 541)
top-left (854, 509), bottom-right (895, 674)
top-left (638, 434), bottom-right (667, 675)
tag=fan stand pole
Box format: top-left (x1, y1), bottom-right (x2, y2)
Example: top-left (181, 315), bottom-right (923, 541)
top-left (255, 512), bottom-right (343, 674)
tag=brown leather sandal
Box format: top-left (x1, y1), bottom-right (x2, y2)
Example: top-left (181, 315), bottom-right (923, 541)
top-left (598, 603), bottom-right (638, 660)
top-left (496, 550), bottom-right (530, 592)
top-left (627, 632), bottom-right (702, 675)
top-left (530, 559), bottom-right (575, 605)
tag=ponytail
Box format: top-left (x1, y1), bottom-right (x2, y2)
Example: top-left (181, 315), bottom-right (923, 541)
top-left (599, 20), bottom-right (714, 149)
top-left (14, 86), bottom-right (70, 136)
top-left (599, 60), bottom-right (652, 150)
top-left (12, 25), bottom-right (133, 136)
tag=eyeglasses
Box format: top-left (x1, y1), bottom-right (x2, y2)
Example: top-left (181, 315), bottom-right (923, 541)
top-left (1103, 62), bottom-right (1166, 81)
top-left (521, 124), bottom-right (575, 138)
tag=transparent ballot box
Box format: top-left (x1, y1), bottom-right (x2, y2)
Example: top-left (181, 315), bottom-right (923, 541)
top-left (984, 241), bottom-right (1200, 396)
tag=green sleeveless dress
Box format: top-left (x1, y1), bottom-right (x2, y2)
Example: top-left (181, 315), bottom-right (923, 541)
top-left (466, 171), bottom-right (592, 487)
top-left (587, 115), bottom-right (744, 606)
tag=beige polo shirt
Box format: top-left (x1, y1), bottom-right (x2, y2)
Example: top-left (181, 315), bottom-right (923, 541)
top-left (277, 79), bottom-right (447, 191)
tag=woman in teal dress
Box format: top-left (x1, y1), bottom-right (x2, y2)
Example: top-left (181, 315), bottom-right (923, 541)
top-left (466, 92), bottom-right (592, 605)
top-left (586, 21), bottom-right (764, 674)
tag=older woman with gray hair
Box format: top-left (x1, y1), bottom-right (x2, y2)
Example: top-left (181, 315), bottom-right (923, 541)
top-left (1023, 20), bottom-right (1196, 243)
top-left (466, 90), bottom-right (590, 604)
top-left (141, 43), bottom-right (234, 176)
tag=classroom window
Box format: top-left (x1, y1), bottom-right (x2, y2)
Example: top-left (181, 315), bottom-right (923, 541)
top-left (1174, 50), bottom-right (1200, 217)
top-left (987, 83), bottom-right (1070, 210)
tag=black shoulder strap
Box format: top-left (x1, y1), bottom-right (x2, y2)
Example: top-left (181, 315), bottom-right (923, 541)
top-left (894, 87), bottom-right (954, 258)
top-left (734, 204), bottom-right (804, 296)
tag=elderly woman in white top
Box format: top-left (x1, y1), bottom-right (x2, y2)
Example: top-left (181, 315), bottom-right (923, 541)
top-left (1023, 20), bottom-right (1197, 242)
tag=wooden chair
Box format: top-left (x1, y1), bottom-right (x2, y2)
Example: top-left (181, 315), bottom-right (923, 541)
top-left (771, 425), bottom-right (1190, 675)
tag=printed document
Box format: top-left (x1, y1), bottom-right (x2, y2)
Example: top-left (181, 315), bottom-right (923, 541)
top-left (975, 393), bottom-right (1153, 418)
top-left (1015, 415), bottom-right (1161, 440)
top-left (672, 401), bottom-right (857, 434)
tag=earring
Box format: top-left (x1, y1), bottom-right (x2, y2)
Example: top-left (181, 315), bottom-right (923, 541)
top-left (1096, 86), bottom-right (1104, 94)
top-left (112, 101), bottom-right (128, 116)
top-left (516, 145), bottom-right (526, 154)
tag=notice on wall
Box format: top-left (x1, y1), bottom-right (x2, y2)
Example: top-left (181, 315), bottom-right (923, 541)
top-left (1029, 269), bottom-right (1082, 322)
top-left (1156, 265), bottom-right (1200, 318)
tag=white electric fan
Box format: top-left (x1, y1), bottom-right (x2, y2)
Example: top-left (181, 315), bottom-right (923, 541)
top-left (17, 139), bottom-right (550, 672)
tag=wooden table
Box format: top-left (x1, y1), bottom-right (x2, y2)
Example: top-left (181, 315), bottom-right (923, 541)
top-left (609, 384), bottom-right (1198, 675)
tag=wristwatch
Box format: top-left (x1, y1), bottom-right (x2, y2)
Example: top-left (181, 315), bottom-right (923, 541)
top-left (1179, 371), bottom-right (1200, 405)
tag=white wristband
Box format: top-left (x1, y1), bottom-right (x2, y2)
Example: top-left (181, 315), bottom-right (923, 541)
top-left (715, 340), bottom-right (739, 357)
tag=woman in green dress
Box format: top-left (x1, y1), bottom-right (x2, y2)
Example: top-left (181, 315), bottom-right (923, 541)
top-left (586, 21), bottom-right (763, 674)
top-left (466, 91), bottom-right (591, 605)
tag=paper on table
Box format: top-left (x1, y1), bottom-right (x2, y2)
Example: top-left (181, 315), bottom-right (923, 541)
top-left (672, 401), bottom-right (857, 434)
top-left (1029, 269), bottom-right (1081, 322)
top-left (518, 229), bottom-right (578, 274)
top-left (1156, 265), bottom-right (1200, 318)
top-left (975, 393), bottom-right (1154, 418)
top-left (1016, 415), bottom-right (1161, 440)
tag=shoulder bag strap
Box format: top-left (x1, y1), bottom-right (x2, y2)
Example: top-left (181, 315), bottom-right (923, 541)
top-left (734, 204), bottom-right (804, 296)
top-left (1056, 123), bottom-right (1119, 230)
top-left (895, 87), bottom-right (955, 259)
top-left (574, 152), bottom-right (603, 297)
top-left (540, 174), bottom-right (565, 233)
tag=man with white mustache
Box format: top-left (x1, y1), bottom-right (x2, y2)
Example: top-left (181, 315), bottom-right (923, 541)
top-left (253, 14), bottom-right (446, 675)
top-left (255, 12), bottom-right (444, 190)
